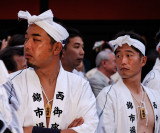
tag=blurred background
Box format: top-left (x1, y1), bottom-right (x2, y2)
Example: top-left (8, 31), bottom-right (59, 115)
top-left (0, 0), bottom-right (160, 72)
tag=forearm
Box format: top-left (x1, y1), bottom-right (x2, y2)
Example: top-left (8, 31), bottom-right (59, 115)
top-left (61, 129), bottom-right (77, 133)
top-left (24, 126), bottom-right (61, 133)
top-left (24, 126), bottom-right (77, 133)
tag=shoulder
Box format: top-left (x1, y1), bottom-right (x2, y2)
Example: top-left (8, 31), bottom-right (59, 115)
top-left (10, 68), bottom-right (33, 81)
top-left (65, 70), bottom-right (89, 86)
top-left (88, 70), bottom-right (103, 81)
top-left (96, 83), bottom-right (118, 104)
top-left (143, 69), bottom-right (160, 84)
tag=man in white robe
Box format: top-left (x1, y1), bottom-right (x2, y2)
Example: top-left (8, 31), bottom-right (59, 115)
top-left (0, 60), bottom-right (22, 133)
top-left (143, 30), bottom-right (160, 94)
top-left (10, 9), bottom-right (98, 133)
top-left (96, 31), bottom-right (160, 133)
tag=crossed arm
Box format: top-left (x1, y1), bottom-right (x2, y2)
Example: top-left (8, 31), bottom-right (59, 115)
top-left (23, 117), bottom-right (84, 133)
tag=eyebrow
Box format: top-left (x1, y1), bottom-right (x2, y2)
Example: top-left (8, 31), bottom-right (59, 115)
top-left (116, 50), bottom-right (135, 54)
top-left (25, 32), bottom-right (41, 37)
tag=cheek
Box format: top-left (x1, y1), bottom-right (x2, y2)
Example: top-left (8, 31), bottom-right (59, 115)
top-left (68, 49), bottom-right (78, 57)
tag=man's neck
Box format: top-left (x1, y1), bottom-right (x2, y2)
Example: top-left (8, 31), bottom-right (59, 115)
top-left (123, 74), bottom-right (142, 94)
top-left (35, 62), bottom-right (60, 85)
top-left (61, 62), bottom-right (74, 72)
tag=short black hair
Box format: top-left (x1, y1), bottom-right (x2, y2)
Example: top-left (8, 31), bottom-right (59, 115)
top-left (0, 47), bottom-right (24, 72)
top-left (114, 31), bottom-right (146, 57)
top-left (63, 27), bottom-right (83, 50)
top-left (8, 34), bottom-right (25, 47)
top-left (47, 34), bottom-right (57, 45)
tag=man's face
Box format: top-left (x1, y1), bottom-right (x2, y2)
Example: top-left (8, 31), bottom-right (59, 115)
top-left (115, 44), bottom-right (146, 79)
top-left (62, 36), bottom-right (84, 68)
top-left (103, 53), bottom-right (117, 76)
top-left (24, 24), bottom-right (55, 69)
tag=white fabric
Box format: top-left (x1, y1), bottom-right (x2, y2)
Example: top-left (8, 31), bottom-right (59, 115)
top-left (2, 81), bottom-right (22, 133)
top-left (156, 42), bottom-right (160, 52)
top-left (93, 40), bottom-right (105, 50)
top-left (10, 66), bottom-right (98, 132)
top-left (96, 78), bottom-right (160, 133)
top-left (18, 10), bottom-right (69, 42)
top-left (0, 60), bottom-right (22, 132)
top-left (109, 35), bottom-right (145, 55)
top-left (72, 69), bottom-right (87, 80)
top-left (86, 68), bottom-right (97, 79)
top-left (143, 58), bottom-right (160, 94)
top-left (0, 60), bottom-right (9, 85)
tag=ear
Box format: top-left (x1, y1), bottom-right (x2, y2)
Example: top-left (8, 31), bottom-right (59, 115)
top-left (158, 47), bottom-right (160, 54)
top-left (141, 56), bottom-right (147, 67)
top-left (53, 42), bottom-right (62, 55)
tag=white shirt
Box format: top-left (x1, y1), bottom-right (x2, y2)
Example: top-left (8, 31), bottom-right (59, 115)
top-left (96, 78), bottom-right (160, 133)
top-left (10, 66), bottom-right (98, 133)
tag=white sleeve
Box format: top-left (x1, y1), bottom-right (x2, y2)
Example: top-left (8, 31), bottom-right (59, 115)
top-left (71, 81), bottom-right (99, 133)
top-left (96, 86), bottom-right (116, 133)
top-left (143, 70), bottom-right (160, 93)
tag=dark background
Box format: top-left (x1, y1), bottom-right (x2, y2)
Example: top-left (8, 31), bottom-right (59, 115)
top-left (0, 0), bottom-right (160, 75)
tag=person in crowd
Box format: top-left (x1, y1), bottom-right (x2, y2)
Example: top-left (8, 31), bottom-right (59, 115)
top-left (10, 9), bottom-right (98, 133)
top-left (86, 41), bottom-right (113, 79)
top-left (0, 36), bottom-right (11, 50)
top-left (96, 31), bottom-right (160, 133)
top-left (143, 30), bottom-right (160, 94)
top-left (7, 34), bottom-right (25, 47)
top-left (0, 47), bottom-right (27, 73)
top-left (61, 27), bottom-right (86, 78)
top-left (88, 50), bottom-right (117, 97)
top-left (0, 60), bottom-right (22, 133)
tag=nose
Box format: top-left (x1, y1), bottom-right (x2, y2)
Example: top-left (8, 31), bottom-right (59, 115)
top-left (80, 48), bottom-right (85, 55)
top-left (121, 56), bottom-right (128, 65)
top-left (24, 39), bottom-right (32, 50)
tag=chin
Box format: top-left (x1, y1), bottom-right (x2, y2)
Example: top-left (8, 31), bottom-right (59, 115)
top-left (27, 62), bottom-right (38, 69)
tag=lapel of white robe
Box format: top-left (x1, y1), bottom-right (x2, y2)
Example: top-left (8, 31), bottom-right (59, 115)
top-left (116, 79), bottom-right (160, 133)
top-left (143, 85), bottom-right (159, 133)
top-left (115, 78), bottom-right (137, 132)
top-left (27, 66), bottom-right (67, 129)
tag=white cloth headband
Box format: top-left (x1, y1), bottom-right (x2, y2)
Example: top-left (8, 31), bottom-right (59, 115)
top-left (18, 9), bottom-right (69, 43)
top-left (109, 35), bottom-right (145, 55)
top-left (93, 40), bottom-right (105, 50)
top-left (156, 42), bottom-right (160, 52)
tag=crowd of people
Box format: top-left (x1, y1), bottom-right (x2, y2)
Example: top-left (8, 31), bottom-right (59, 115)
top-left (0, 9), bottom-right (160, 133)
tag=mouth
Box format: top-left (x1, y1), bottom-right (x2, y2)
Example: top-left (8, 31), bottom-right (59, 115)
top-left (77, 58), bottom-right (83, 61)
top-left (25, 53), bottom-right (32, 59)
top-left (120, 67), bottom-right (129, 71)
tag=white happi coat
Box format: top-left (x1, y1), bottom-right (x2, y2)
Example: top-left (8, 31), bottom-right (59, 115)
top-left (10, 66), bottom-right (98, 133)
top-left (143, 58), bottom-right (160, 94)
top-left (96, 78), bottom-right (160, 133)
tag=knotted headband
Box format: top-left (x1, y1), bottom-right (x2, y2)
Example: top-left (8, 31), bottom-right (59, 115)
top-left (18, 9), bottom-right (69, 43)
top-left (109, 35), bottom-right (145, 55)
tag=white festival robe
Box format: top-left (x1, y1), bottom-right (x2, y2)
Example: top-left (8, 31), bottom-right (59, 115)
top-left (10, 66), bottom-right (98, 133)
top-left (96, 78), bottom-right (160, 133)
top-left (143, 58), bottom-right (160, 94)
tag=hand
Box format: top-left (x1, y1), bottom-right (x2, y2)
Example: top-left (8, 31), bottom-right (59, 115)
top-left (61, 129), bottom-right (77, 133)
top-left (68, 117), bottom-right (84, 128)
top-left (23, 126), bottom-right (33, 133)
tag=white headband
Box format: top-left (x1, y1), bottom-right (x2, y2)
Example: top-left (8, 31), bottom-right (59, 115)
top-left (18, 9), bottom-right (69, 43)
top-left (156, 42), bottom-right (160, 52)
top-left (109, 35), bottom-right (145, 55)
top-left (93, 40), bottom-right (105, 50)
